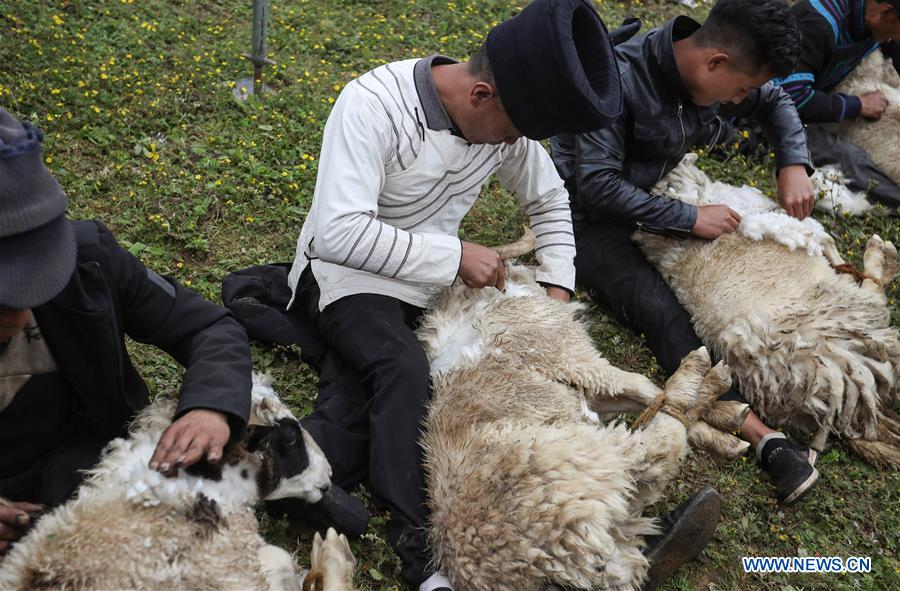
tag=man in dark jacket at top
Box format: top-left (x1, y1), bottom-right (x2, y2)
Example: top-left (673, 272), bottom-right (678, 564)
top-left (0, 108), bottom-right (252, 556)
top-left (552, 0), bottom-right (821, 505)
top-left (775, 0), bottom-right (900, 124)
top-left (773, 0), bottom-right (900, 207)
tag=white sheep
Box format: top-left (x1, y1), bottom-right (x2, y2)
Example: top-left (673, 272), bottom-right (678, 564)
top-left (634, 155), bottom-right (900, 467)
top-left (831, 50), bottom-right (900, 189)
top-left (418, 242), bottom-right (749, 591)
top-left (0, 374), bottom-right (340, 591)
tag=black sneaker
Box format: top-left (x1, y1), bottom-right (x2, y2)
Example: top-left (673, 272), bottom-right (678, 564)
top-left (759, 437), bottom-right (819, 505)
top-left (642, 486), bottom-right (722, 591)
top-left (266, 483), bottom-right (370, 537)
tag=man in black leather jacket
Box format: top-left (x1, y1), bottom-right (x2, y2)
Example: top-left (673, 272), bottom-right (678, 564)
top-left (552, 0), bottom-right (821, 505)
top-left (0, 108), bottom-right (252, 554)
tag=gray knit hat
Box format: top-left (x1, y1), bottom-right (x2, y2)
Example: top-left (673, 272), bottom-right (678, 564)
top-left (0, 108), bottom-right (75, 308)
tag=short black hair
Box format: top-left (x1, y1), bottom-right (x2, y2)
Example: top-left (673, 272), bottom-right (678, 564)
top-left (876, 0), bottom-right (900, 15)
top-left (694, 0), bottom-right (802, 78)
top-left (467, 41), bottom-right (495, 85)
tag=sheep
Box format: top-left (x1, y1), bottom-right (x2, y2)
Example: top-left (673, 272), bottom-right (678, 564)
top-left (0, 374), bottom-right (341, 591)
top-left (831, 50), bottom-right (900, 189)
top-left (633, 155), bottom-right (900, 467)
top-left (418, 237), bottom-right (751, 591)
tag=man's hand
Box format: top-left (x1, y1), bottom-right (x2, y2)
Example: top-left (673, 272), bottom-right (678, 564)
top-left (149, 408), bottom-right (231, 475)
top-left (777, 164), bottom-right (815, 219)
top-left (545, 286), bottom-right (570, 302)
top-left (0, 501), bottom-right (42, 555)
top-left (859, 90), bottom-right (888, 120)
top-left (691, 204), bottom-right (742, 239)
top-left (459, 241), bottom-right (506, 290)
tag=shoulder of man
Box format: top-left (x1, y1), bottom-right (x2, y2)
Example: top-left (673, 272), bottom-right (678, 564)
top-left (791, 0), bottom-right (844, 44)
top-left (70, 219), bottom-right (174, 299)
top-left (71, 219), bottom-right (114, 265)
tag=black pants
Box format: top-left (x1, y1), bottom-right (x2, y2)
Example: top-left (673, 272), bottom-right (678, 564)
top-left (294, 267), bottom-right (432, 585)
top-left (0, 427), bottom-right (108, 508)
top-left (574, 218), bottom-right (746, 404)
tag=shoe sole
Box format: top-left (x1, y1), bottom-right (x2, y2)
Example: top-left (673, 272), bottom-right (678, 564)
top-left (781, 466), bottom-right (820, 506)
top-left (643, 486), bottom-right (722, 591)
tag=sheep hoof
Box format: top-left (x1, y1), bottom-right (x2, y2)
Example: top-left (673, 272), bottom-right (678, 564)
top-left (307, 528), bottom-right (358, 591)
top-left (862, 234), bottom-right (899, 290)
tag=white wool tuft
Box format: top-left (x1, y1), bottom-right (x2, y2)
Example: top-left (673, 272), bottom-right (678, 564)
top-left (812, 165), bottom-right (873, 215)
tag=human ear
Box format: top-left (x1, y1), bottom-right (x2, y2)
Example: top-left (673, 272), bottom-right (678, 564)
top-left (707, 53), bottom-right (729, 71)
top-left (470, 81), bottom-right (495, 105)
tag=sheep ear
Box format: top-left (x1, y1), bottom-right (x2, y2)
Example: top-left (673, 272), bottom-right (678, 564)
top-left (246, 425), bottom-right (274, 452)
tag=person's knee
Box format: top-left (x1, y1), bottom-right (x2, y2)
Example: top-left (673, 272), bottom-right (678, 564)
top-left (378, 339), bottom-right (430, 392)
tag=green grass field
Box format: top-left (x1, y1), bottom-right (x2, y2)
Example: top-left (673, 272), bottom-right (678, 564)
top-left (2, 0), bottom-right (897, 589)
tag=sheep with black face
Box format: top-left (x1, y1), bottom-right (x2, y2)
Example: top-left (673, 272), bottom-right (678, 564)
top-left (0, 374), bottom-right (339, 591)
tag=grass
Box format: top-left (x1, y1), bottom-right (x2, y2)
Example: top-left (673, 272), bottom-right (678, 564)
top-left (1, 0), bottom-right (897, 589)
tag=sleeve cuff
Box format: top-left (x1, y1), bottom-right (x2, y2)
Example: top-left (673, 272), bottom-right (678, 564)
top-left (842, 94), bottom-right (862, 120)
top-left (776, 159), bottom-right (815, 176)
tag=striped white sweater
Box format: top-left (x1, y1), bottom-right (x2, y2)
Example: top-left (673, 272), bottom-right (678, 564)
top-left (288, 57), bottom-right (576, 310)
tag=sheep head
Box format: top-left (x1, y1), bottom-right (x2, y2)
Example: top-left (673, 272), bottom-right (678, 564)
top-left (247, 374), bottom-right (332, 504)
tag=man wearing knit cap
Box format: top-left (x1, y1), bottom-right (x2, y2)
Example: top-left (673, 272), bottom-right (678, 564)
top-left (280, 1), bottom-right (629, 589)
top-left (0, 108), bottom-right (252, 556)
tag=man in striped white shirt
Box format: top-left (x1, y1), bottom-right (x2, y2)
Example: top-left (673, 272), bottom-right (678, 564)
top-left (286, 1), bottom-right (623, 588)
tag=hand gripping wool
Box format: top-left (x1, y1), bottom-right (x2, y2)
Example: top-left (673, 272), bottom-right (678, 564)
top-left (418, 235), bottom-right (749, 591)
top-left (635, 155), bottom-right (900, 467)
top-left (0, 374), bottom-right (340, 591)
top-left (831, 50), bottom-right (900, 191)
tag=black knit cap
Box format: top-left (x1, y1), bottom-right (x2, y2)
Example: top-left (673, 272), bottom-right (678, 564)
top-left (0, 108), bottom-right (75, 309)
top-left (486, 0), bottom-right (622, 140)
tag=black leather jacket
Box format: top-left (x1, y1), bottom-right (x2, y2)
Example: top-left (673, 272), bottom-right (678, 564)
top-left (552, 16), bottom-right (813, 235)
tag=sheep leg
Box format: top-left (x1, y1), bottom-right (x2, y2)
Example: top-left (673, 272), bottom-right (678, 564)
top-left (862, 235), bottom-right (899, 295)
top-left (658, 354), bottom-right (751, 461)
top-left (544, 331), bottom-right (662, 413)
top-left (305, 528), bottom-right (357, 591)
top-left (821, 235), bottom-right (846, 267)
top-left (258, 544), bottom-right (302, 591)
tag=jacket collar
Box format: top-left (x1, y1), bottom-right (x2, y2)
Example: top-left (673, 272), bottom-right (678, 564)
top-left (848, 0), bottom-right (870, 42)
top-left (413, 54), bottom-right (462, 133)
top-left (647, 16), bottom-right (702, 102)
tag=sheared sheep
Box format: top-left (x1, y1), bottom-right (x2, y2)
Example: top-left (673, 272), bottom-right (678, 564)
top-left (418, 234), bottom-right (749, 591)
top-left (831, 50), bottom-right (900, 189)
top-left (0, 374), bottom-right (338, 591)
top-left (634, 155), bottom-right (900, 467)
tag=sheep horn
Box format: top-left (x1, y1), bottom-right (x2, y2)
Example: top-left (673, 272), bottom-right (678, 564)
top-left (491, 227), bottom-right (536, 260)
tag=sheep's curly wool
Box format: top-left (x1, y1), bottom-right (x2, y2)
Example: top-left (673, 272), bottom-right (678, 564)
top-left (0, 374), bottom-right (327, 591)
top-left (634, 156), bottom-right (900, 466)
top-left (418, 264), bottom-right (746, 591)
top-left (832, 50), bottom-right (900, 190)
